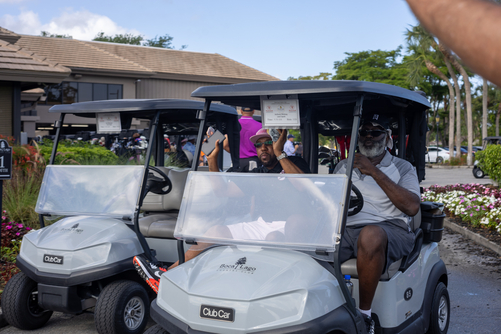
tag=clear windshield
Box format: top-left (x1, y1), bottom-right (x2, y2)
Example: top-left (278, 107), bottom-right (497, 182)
top-left (36, 165), bottom-right (145, 218)
top-left (174, 172), bottom-right (349, 252)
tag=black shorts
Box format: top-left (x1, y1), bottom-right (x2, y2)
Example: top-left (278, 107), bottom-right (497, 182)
top-left (339, 219), bottom-right (415, 272)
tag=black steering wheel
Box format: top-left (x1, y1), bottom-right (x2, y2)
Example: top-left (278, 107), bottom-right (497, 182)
top-left (347, 184), bottom-right (364, 216)
top-left (147, 166), bottom-right (173, 195)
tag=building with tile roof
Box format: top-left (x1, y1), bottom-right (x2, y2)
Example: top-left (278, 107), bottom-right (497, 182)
top-left (0, 28), bottom-right (277, 140)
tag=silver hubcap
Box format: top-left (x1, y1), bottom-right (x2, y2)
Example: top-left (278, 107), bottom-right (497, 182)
top-left (124, 296), bottom-right (145, 330)
top-left (438, 295), bottom-right (448, 331)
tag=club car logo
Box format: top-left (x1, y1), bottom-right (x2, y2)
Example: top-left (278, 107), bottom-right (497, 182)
top-left (60, 223), bottom-right (84, 234)
top-left (217, 257), bottom-right (256, 274)
top-left (200, 305), bottom-right (234, 322)
top-left (43, 254), bottom-right (64, 265)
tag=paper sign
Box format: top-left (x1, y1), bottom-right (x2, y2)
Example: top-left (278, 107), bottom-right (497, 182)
top-left (261, 99), bottom-right (300, 129)
top-left (97, 113), bottom-right (122, 133)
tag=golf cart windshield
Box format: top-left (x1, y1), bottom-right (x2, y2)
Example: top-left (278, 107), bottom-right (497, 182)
top-left (174, 172), bottom-right (349, 253)
top-left (36, 165), bottom-right (144, 218)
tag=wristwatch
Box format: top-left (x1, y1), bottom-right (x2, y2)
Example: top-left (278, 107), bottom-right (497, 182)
top-left (277, 151), bottom-right (288, 161)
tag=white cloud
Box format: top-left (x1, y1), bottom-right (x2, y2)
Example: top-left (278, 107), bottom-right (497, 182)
top-left (0, 8), bottom-right (141, 41)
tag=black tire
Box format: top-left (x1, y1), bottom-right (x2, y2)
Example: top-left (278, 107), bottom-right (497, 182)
top-left (1, 272), bottom-right (53, 330)
top-left (436, 156), bottom-right (444, 164)
top-left (144, 324), bottom-right (169, 334)
top-left (473, 167), bottom-right (485, 179)
top-left (427, 282), bottom-right (450, 334)
top-left (94, 280), bottom-right (150, 334)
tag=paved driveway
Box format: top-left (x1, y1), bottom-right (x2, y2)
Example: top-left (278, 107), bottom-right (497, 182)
top-left (421, 166), bottom-right (493, 188)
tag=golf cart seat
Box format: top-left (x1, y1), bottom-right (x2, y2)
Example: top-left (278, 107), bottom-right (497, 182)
top-left (183, 149), bottom-right (194, 164)
top-left (139, 167), bottom-right (190, 238)
top-left (341, 209), bottom-right (423, 281)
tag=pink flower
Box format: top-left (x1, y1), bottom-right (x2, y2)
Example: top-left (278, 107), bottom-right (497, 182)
top-left (17, 223), bottom-right (23, 228)
top-left (15, 232), bottom-right (20, 236)
top-left (6, 225), bottom-right (12, 230)
top-left (470, 213), bottom-right (473, 216)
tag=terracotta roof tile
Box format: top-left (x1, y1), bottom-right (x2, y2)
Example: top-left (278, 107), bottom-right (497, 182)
top-left (13, 34), bottom-right (277, 81)
top-left (15, 35), bottom-right (154, 74)
top-left (0, 40), bottom-right (70, 74)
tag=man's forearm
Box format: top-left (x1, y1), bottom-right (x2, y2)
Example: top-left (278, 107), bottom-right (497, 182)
top-left (406, 0), bottom-right (501, 87)
top-left (370, 168), bottom-right (420, 216)
top-left (279, 157), bottom-right (304, 174)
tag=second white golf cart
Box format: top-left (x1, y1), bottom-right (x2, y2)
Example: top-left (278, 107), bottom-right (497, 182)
top-left (1, 99), bottom-right (241, 334)
top-left (146, 81), bottom-right (450, 334)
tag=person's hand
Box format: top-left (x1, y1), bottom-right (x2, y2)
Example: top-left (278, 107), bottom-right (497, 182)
top-left (207, 139), bottom-right (221, 171)
top-left (273, 129), bottom-right (287, 156)
top-left (353, 153), bottom-right (377, 176)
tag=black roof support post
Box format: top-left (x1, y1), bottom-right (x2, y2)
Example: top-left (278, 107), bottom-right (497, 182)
top-left (12, 82), bottom-right (21, 144)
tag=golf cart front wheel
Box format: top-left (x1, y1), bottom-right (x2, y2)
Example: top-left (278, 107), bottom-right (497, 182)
top-left (94, 280), bottom-right (150, 334)
top-left (427, 282), bottom-right (450, 334)
top-left (473, 167), bottom-right (485, 178)
top-left (144, 324), bottom-right (168, 334)
top-left (1, 272), bottom-right (53, 330)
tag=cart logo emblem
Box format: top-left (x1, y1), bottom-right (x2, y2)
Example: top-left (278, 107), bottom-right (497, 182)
top-left (404, 288), bottom-right (413, 301)
top-left (60, 223), bottom-right (84, 234)
top-left (43, 254), bottom-right (64, 265)
top-left (217, 257), bottom-right (256, 274)
top-left (200, 305), bottom-right (234, 322)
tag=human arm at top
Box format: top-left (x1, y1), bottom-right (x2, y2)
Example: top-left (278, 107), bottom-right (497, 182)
top-left (405, 0), bottom-right (501, 87)
top-left (273, 130), bottom-right (304, 174)
top-left (353, 153), bottom-right (420, 216)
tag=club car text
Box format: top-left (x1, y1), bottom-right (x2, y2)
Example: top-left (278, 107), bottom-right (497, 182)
top-left (200, 305), bottom-right (235, 322)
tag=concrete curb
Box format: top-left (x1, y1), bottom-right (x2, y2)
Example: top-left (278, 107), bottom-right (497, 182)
top-left (444, 218), bottom-right (501, 257)
top-left (425, 165), bottom-right (472, 169)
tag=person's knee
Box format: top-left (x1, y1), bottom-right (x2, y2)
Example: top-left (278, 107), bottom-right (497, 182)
top-left (358, 225), bottom-right (387, 254)
top-left (205, 225), bottom-right (232, 238)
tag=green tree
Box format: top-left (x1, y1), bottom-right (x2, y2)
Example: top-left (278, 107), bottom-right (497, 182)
top-left (93, 32), bottom-right (143, 45)
top-left (92, 32), bottom-right (186, 49)
top-left (40, 31), bottom-right (72, 39)
top-left (332, 47), bottom-right (410, 88)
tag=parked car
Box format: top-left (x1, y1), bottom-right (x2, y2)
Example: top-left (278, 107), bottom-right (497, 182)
top-left (426, 146), bottom-right (450, 163)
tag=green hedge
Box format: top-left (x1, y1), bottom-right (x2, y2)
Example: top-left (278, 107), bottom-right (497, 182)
top-left (476, 144), bottom-right (501, 183)
top-left (39, 141), bottom-right (119, 165)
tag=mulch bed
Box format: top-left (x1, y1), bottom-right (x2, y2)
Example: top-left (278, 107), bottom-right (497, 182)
top-left (449, 216), bottom-right (501, 248)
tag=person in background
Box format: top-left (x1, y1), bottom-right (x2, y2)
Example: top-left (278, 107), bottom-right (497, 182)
top-left (284, 134), bottom-right (295, 156)
top-left (295, 142), bottom-right (303, 158)
top-left (238, 107), bottom-right (263, 171)
top-left (181, 136), bottom-right (196, 157)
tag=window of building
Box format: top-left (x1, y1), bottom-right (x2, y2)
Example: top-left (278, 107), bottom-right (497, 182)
top-left (45, 82), bottom-right (123, 104)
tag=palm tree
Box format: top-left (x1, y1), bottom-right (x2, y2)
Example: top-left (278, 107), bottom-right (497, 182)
top-left (483, 79), bottom-right (488, 140)
top-left (437, 42), bottom-right (474, 165)
top-left (443, 59), bottom-right (461, 157)
top-left (406, 26), bottom-right (455, 155)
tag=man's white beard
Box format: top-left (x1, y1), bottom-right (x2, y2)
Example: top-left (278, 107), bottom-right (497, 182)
top-left (359, 137), bottom-right (386, 158)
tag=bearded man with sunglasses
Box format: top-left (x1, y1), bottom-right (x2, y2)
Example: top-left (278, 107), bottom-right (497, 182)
top-left (333, 113), bottom-right (421, 334)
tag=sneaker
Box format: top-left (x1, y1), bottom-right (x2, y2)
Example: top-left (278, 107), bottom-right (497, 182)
top-left (362, 314), bottom-right (375, 334)
top-left (133, 254), bottom-right (167, 293)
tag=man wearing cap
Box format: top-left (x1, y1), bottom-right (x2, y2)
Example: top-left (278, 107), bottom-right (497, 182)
top-left (284, 134), bottom-right (296, 156)
top-left (210, 128), bottom-right (309, 174)
top-left (238, 108), bottom-right (263, 171)
top-left (333, 113), bottom-right (420, 333)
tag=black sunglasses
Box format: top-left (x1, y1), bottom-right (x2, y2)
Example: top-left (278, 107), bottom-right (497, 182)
top-left (254, 140), bottom-right (273, 148)
top-left (359, 129), bottom-right (386, 137)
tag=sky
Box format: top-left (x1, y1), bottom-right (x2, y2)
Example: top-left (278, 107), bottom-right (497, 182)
top-left (0, 0), bottom-right (419, 80)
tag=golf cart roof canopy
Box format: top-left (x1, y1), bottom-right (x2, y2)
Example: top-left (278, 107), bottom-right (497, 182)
top-left (48, 98), bottom-right (237, 118)
top-left (192, 80), bottom-right (430, 111)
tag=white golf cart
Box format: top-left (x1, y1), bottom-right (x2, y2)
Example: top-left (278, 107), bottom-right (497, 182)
top-left (146, 81), bottom-right (450, 334)
top-left (472, 136), bottom-right (501, 178)
top-left (1, 99), bottom-right (241, 334)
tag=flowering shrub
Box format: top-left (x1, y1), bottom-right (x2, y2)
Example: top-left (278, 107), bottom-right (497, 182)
top-left (422, 183), bottom-right (501, 233)
top-left (1, 210), bottom-right (32, 248)
top-left (1, 210), bottom-right (32, 287)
